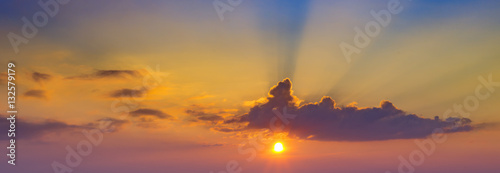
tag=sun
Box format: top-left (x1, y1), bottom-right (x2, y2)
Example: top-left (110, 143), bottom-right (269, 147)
top-left (273, 142), bottom-right (284, 153)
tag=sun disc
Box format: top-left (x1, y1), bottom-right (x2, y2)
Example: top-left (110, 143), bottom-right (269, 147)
top-left (274, 142), bottom-right (284, 153)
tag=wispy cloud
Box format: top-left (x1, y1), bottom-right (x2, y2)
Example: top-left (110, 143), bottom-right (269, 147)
top-left (109, 88), bottom-right (147, 98)
top-left (0, 115), bottom-right (128, 141)
top-left (129, 108), bottom-right (173, 119)
top-left (200, 143), bottom-right (225, 147)
top-left (185, 109), bottom-right (224, 122)
top-left (66, 70), bottom-right (141, 80)
top-left (32, 72), bottom-right (52, 83)
top-left (24, 89), bottom-right (48, 99)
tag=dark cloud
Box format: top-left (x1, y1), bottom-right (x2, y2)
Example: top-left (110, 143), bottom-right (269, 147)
top-left (0, 116), bottom-right (80, 141)
top-left (32, 72), bottom-right (52, 83)
top-left (24, 89), bottom-right (47, 99)
top-left (229, 79), bottom-right (298, 128)
top-left (290, 99), bottom-right (472, 141)
top-left (129, 108), bottom-right (173, 119)
top-left (225, 79), bottom-right (475, 141)
top-left (66, 70), bottom-right (141, 80)
top-left (109, 88), bottom-right (147, 98)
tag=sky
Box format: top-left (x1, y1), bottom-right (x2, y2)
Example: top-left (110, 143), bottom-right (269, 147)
top-left (0, 0), bottom-right (500, 173)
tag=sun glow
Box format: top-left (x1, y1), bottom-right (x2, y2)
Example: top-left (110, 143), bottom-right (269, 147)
top-left (274, 142), bottom-right (284, 153)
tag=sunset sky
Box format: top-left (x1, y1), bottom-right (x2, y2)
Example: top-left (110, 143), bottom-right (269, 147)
top-left (1, 0), bottom-right (500, 173)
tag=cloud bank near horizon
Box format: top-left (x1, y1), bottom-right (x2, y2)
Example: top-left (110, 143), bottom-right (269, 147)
top-left (0, 115), bottom-right (129, 141)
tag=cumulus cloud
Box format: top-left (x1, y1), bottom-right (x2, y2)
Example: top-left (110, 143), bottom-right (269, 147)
top-left (24, 89), bottom-right (48, 99)
top-left (226, 79), bottom-right (298, 128)
top-left (66, 70), bottom-right (141, 80)
top-left (32, 72), bottom-right (52, 83)
top-left (225, 79), bottom-right (474, 141)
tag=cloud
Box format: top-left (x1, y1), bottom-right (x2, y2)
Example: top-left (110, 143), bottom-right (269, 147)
top-left (225, 79), bottom-right (475, 141)
top-left (85, 117), bottom-right (130, 133)
top-left (66, 70), bottom-right (141, 80)
top-left (0, 117), bottom-right (80, 141)
top-left (127, 109), bottom-right (175, 128)
top-left (290, 99), bottom-right (472, 141)
top-left (129, 108), bottom-right (173, 119)
top-left (200, 143), bottom-right (225, 147)
top-left (0, 115), bottom-right (129, 141)
top-left (185, 109), bottom-right (224, 122)
top-left (211, 127), bottom-right (244, 133)
top-left (226, 79), bottom-right (298, 128)
top-left (32, 72), bottom-right (52, 83)
top-left (183, 105), bottom-right (244, 132)
top-left (109, 88), bottom-right (147, 98)
top-left (24, 89), bottom-right (48, 99)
